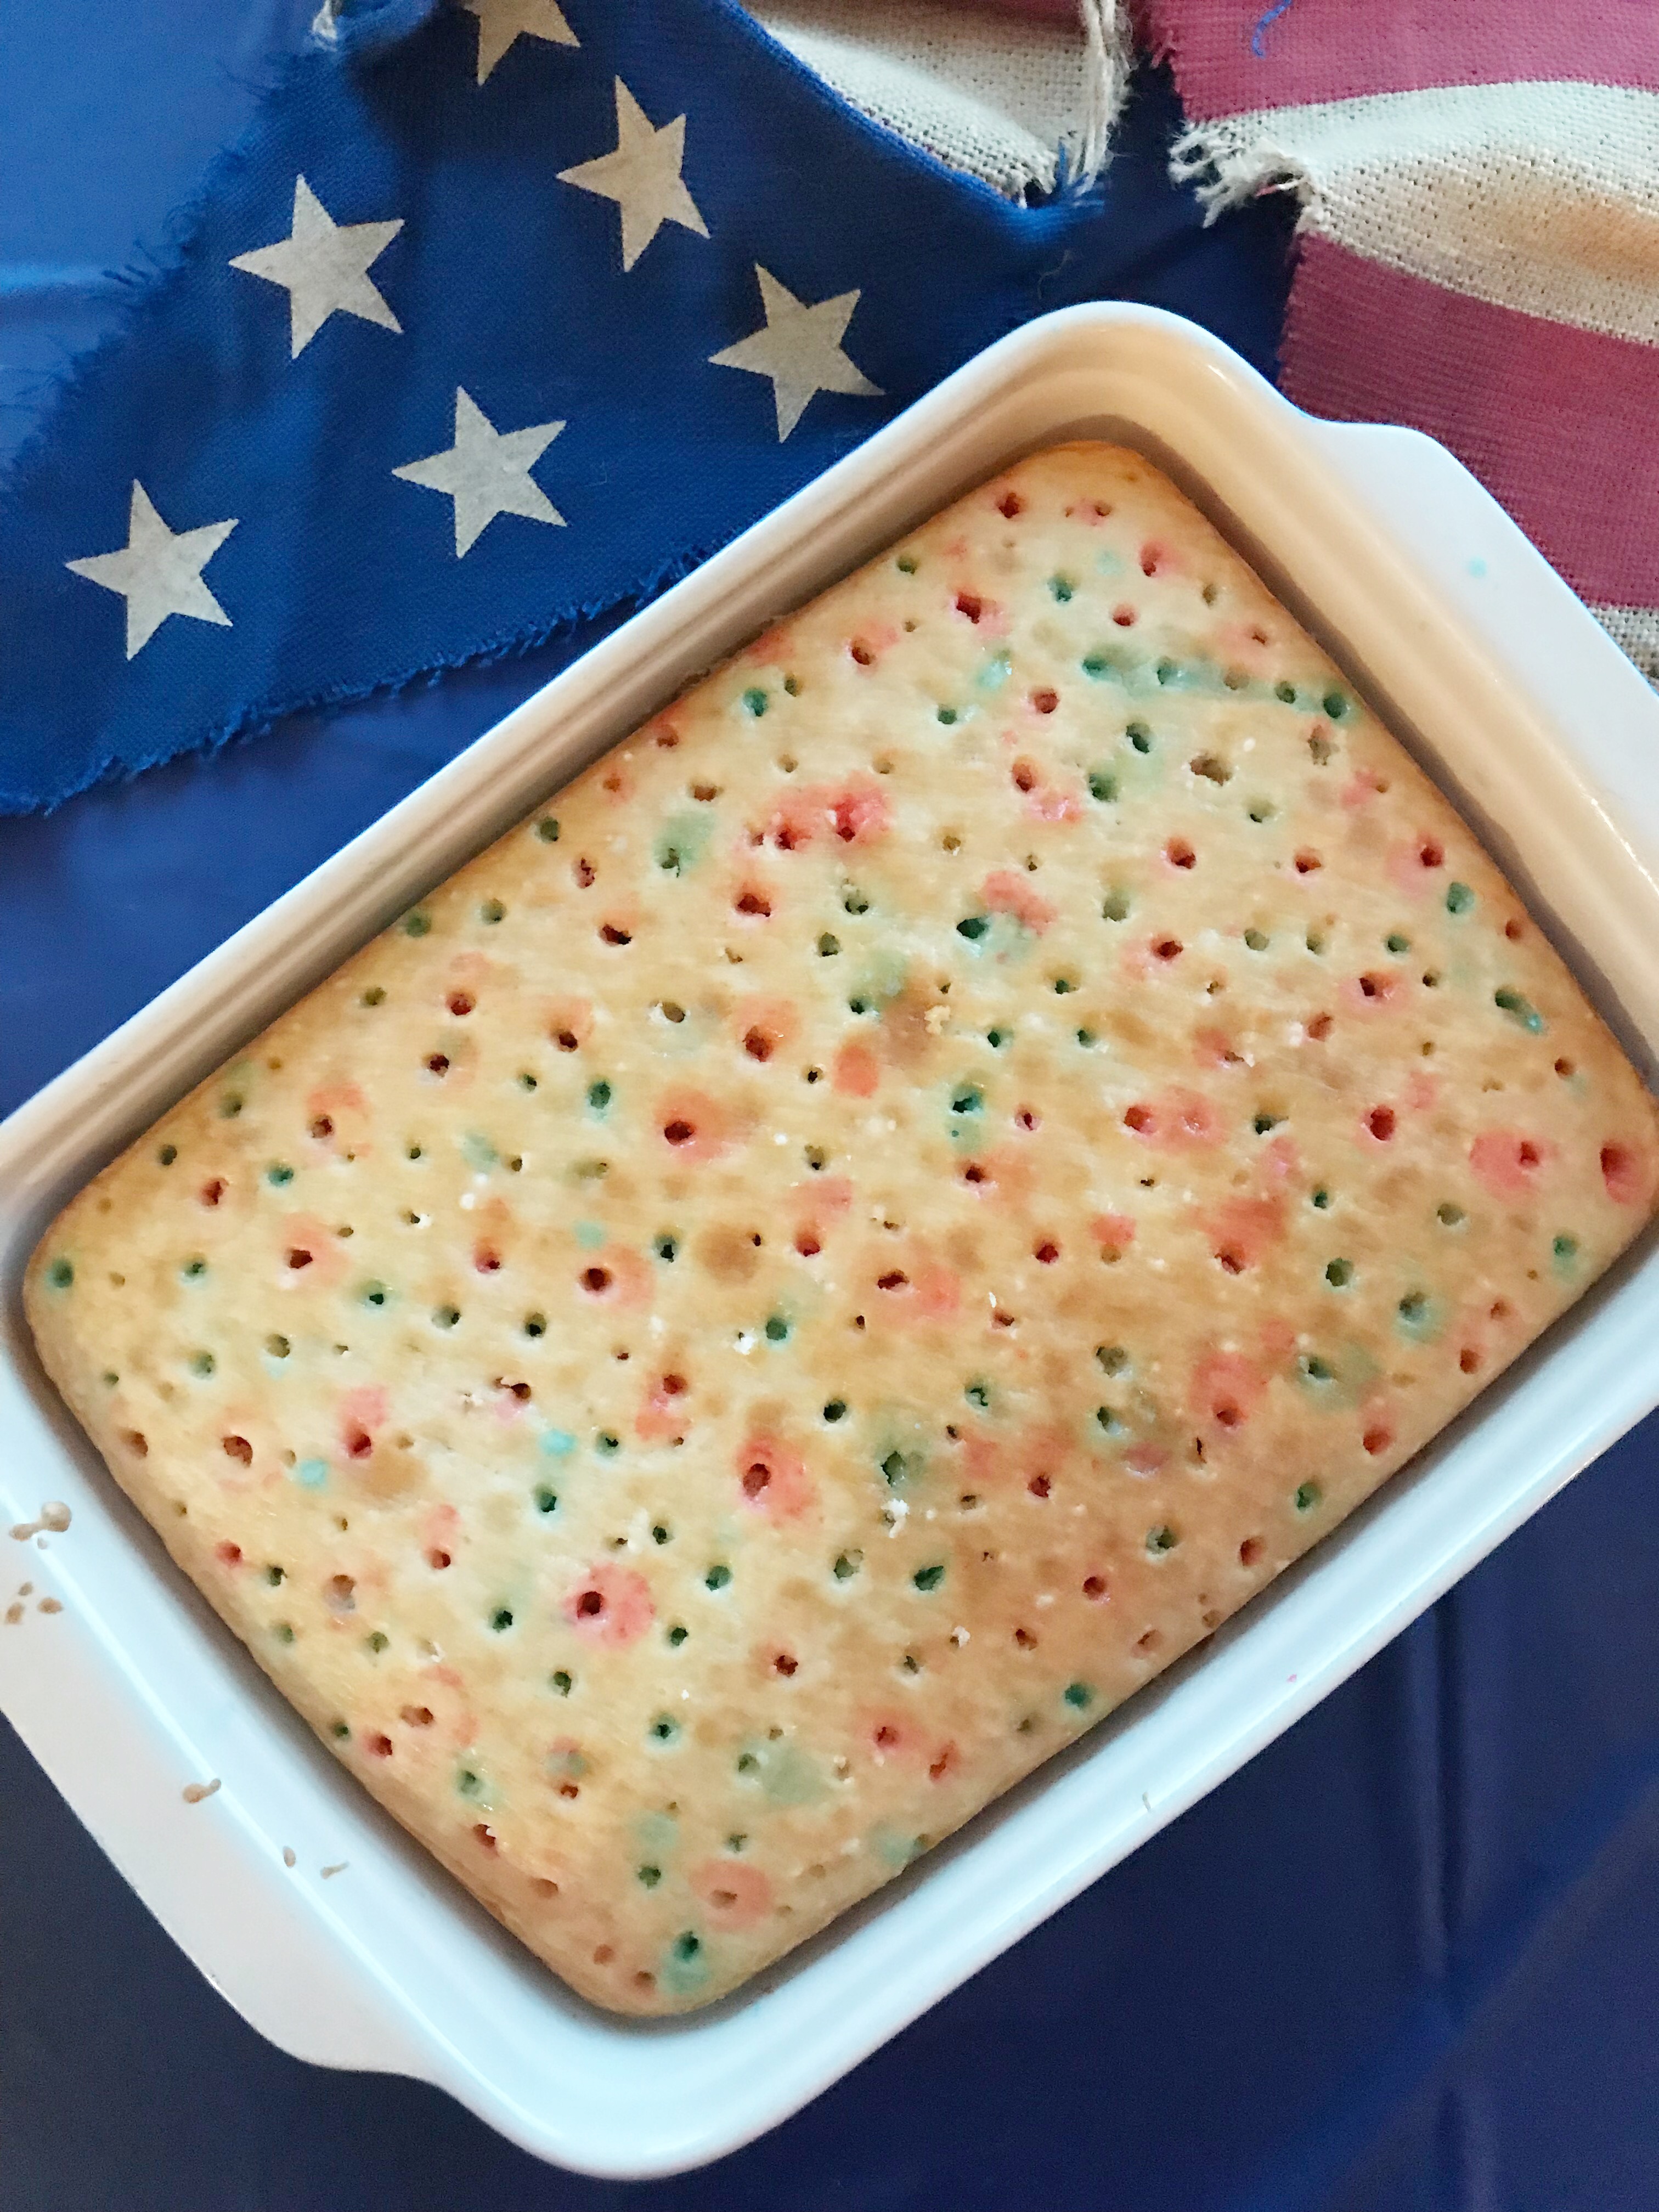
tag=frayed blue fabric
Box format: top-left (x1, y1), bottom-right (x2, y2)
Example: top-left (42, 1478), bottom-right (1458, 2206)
top-left (0, 0), bottom-right (1286, 812)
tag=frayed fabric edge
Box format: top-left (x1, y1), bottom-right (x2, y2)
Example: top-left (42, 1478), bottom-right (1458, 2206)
top-left (0, 531), bottom-right (732, 818)
top-left (1070, 0), bottom-right (1136, 193)
top-left (1169, 113), bottom-right (1322, 227)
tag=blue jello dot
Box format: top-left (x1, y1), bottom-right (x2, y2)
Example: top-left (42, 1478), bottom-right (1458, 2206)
top-left (295, 1459), bottom-right (328, 1489)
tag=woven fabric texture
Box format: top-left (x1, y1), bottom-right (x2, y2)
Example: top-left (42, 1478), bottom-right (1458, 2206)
top-left (1142, 0), bottom-right (1659, 685)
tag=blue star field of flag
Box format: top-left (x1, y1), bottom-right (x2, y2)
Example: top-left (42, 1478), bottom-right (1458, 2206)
top-left (0, 0), bottom-right (1290, 812)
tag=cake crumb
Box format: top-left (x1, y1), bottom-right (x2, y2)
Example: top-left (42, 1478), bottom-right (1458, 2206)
top-left (37, 1597), bottom-right (62, 1616)
top-left (182, 1778), bottom-right (221, 1804)
top-left (320, 1860), bottom-right (349, 1878)
top-left (9, 1502), bottom-right (71, 1541)
top-left (283, 1846), bottom-right (297, 1868)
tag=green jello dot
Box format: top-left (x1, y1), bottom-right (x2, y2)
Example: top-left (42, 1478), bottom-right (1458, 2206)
top-left (936, 706), bottom-right (958, 726)
top-left (743, 687), bottom-right (768, 715)
top-left (1446, 882), bottom-right (1475, 915)
top-left (536, 816), bottom-right (561, 842)
top-left (1494, 987), bottom-right (1544, 1033)
top-left (1063, 1681), bottom-right (1093, 1710)
top-left (705, 1563), bottom-right (731, 1591)
top-left (764, 1314), bottom-right (790, 1342)
top-left (1147, 1525), bottom-right (1177, 1555)
top-left (1294, 1480), bottom-right (1322, 1512)
top-left (404, 911), bottom-right (432, 937)
top-left (267, 1163), bottom-right (294, 1186)
top-left (46, 1257), bottom-right (74, 1289)
top-left (1049, 575), bottom-right (1074, 602)
top-left (366, 1631), bottom-right (388, 1652)
top-left (158, 1144), bottom-right (178, 1166)
top-left (1325, 1257), bottom-right (1354, 1286)
top-left (638, 1865), bottom-right (662, 1888)
top-left (481, 898), bottom-right (505, 923)
top-left (668, 1624), bottom-right (688, 1646)
top-left (912, 1564), bottom-right (945, 1592)
top-left (956, 915), bottom-right (988, 940)
top-left (551, 1670), bottom-right (573, 1695)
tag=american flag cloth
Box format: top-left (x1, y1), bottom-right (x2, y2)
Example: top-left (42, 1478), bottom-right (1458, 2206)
top-left (1135, 0), bottom-right (1659, 688)
top-left (0, 0), bottom-right (1279, 814)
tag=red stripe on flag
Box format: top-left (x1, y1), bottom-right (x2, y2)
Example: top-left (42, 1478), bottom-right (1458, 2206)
top-left (1135, 0), bottom-right (1659, 117)
top-left (1280, 236), bottom-right (1659, 609)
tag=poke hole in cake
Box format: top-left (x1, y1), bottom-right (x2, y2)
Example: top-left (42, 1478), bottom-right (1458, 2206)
top-left (26, 442), bottom-right (1659, 2014)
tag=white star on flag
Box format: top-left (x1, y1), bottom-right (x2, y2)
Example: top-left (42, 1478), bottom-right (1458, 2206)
top-left (557, 78), bottom-right (708, 272)
top-left (65, 482), bottom-right (237, 659)
top-left (462, 0), bottom-right (578, 87)
top-left (393, 387), bottom-right (567, 556)
top-left (230, 176), bottom-right (403, 357)
top-left (709, 266), bottom-right (882, 440)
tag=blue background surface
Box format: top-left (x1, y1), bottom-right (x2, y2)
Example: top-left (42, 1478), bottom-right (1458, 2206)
top-left (5, 7), bottom-right (1659, 2207)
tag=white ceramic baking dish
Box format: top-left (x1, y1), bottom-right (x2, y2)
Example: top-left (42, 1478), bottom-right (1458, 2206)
top-left (4, 304), bottom-right (1658, 2179)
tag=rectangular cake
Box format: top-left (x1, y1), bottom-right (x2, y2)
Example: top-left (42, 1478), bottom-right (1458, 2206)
top-left (26, 443), bottom-right (1659, 2015)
